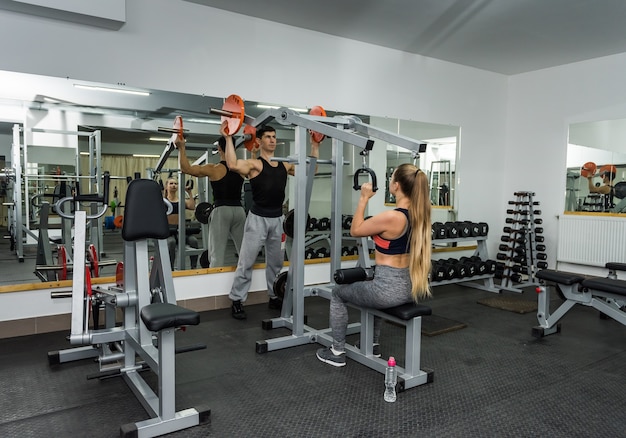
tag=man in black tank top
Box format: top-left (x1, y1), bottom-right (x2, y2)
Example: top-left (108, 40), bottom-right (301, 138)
top-left (224, 122), bottom-right (321, 319)
top-left (177, 136), bottom-right (246, 267)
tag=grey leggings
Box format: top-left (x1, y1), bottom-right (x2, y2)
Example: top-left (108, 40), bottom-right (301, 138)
top-left (229, 212), bottom-right (284, 302)
top-left (330, 265), bottom-right (413, 351)
top-left (167, 234), bottom-right (199, 270)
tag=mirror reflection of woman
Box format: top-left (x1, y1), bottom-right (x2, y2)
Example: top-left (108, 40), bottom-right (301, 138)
top-left (163, 177), bottom-right (199, 269)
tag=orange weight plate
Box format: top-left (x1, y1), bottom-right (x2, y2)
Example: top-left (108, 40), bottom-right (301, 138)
top-left (243, 125), bottom-right (257, 151)
top-left (170, 115), bottom-right (184, 143)
top-left (222, 94), bottom-right (245, 135)
top-left (113, 215), bottom-right (124, 228)
top-left (115, 261), bottom-right (124, 287)
top-left (309, 105), bottom-right (327, 143)
top-left (580, 161), bottom-right (597, 178)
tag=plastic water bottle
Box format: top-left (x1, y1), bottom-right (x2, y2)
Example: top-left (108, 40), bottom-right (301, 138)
top-left (384, 356), bottom-right (397, 402)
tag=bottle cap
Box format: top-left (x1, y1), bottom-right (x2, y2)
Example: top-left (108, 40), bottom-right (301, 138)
top-left (387, 356), bottom-right (396, 367)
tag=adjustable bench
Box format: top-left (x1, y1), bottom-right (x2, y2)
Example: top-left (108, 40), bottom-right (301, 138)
top-left (533, 263), bottom-right (626, 337)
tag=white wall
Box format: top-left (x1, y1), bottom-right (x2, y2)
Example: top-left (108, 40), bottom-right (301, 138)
top-left (0, 0), bottom-right (509, 322)
top-left (507, 53), bottom-right (626, 267)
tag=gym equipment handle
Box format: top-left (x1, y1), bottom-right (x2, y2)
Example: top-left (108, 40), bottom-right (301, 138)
top-left (353, 168), bottom-right (378, 192)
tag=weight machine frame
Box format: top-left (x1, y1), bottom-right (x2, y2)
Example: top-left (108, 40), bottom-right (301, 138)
top-left (249, 108), bottom-right (429, 377)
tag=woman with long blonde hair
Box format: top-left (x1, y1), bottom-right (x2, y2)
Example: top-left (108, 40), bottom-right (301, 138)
top-left (317, 163), bottom-right (431, 367)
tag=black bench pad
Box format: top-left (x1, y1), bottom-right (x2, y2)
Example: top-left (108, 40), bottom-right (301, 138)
top-left (381, 303), bottom-right (432, 320)
top-left (536, 269), bottom-right (585, 285)
top-left (581, 277), bottom-right (626, 297)
top-left (606, 262), bottom-right (626, 272)
top-left (140, 303), bottom-right (200, 332)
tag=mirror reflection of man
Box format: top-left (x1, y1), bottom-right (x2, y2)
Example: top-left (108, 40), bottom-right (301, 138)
top-left (587, 164), bottom-right (616, 210)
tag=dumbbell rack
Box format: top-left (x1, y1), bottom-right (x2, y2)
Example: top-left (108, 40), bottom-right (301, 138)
top-left (430, 234), bottom-right (499, 293)
top-left (497, 191), bottom-right (547, 293)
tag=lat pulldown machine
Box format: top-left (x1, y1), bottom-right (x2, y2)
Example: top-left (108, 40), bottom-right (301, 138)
top-left (230, 104), bottom-right (433, 390)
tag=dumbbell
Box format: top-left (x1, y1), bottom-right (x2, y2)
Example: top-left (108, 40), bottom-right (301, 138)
top-left (506, 218), bottom-right (529, 225)
top-left (445, 222), bottom-right (459, 238)
top-left (431, 260), bottom-right (447, 282)
top-left (535, 244), bottom-right (546, 252)
top-left (432, 222), bottom-right (446, 239)
top-left (501, 235), bottom-right (526, 244)
top-left (535, 253), bottom-right (547, 260)
top-left (342, 215), bottom-right (353, 230)
top-left (535, 235), bottom-right (545, 243)
top-left (316, 247), bottom-right (330, 258)
top-left (534, 227), bottom-right (544, 234)
top-left (511, 265), bottom-right (530, 274)
top-left (440, 259), bottom-right (459, 279)
top-left (459, 256), bottom-right (479, 277)
top-left (513, 245), bottom-right (526, 254)
top-left (308, 217), bottom-right (318, 231)
top-left (512, 255), bottom-right (526, 264)
top-left (455, 221), bottom-right (471, 238)
top-left (537, 261), bottom-right (548, 269)
top-left (317, 217), bottom-right (331, 231)
top-left (305, 248), bottom-right (317, 259)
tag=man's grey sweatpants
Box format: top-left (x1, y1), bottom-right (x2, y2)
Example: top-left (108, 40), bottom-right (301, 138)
top-left (229, 212), bottom-right (284, 303)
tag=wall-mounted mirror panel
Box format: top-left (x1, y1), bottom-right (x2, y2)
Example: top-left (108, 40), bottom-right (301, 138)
top-left (566, 119), bottom-right (626, 213)
top-left (0, 70), bottom-right (459, 286)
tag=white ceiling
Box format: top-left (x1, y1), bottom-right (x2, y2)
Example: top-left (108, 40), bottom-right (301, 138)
top-left (185, 0), bottom-right (626, 75)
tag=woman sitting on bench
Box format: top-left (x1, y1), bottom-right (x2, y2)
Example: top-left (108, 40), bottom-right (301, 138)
top-left (316, 163), bottom-right (432, 367)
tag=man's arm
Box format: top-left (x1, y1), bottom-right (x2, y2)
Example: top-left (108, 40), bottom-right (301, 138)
top-left (222, 121), bottom-right (255, 177)
top-left (176, 136), bottom-right (220, 178)
top-left (287, 132), bottom-right (321, 176)
top-left (587, 177), bottom-right (610, 194)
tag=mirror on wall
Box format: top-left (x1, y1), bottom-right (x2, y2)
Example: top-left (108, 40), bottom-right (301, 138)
top-left (0, 70), bottom-right (459, 286)
top-left (373, 117), bottom-right (458, 207)
top-left (566, 119), bottom-right (626, 213)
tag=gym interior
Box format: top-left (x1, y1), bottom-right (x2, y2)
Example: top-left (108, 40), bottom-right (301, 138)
top-left (1, 2), bottom-right (626, 437)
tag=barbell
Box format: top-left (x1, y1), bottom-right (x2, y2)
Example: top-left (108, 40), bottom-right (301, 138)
top-left (209, 94), bottom-right (328, 150)
top-left (157, 115), bottom-right (188, 143)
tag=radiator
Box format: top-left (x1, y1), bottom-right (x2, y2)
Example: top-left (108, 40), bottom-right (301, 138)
top-left (558, 215), bottom-right (626, 266)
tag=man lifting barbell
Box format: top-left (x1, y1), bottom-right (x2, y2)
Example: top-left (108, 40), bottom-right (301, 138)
top-left (586, 163), bottom-right (617, 211)
top-left (176, 135), bottom-right (246, 268)
top-left (223, 120), bottom-right (321, 320)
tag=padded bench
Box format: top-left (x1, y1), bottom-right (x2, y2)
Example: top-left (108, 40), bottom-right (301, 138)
top-left (140, 302), bottom-right (200, 332)
top-left (345, 301), bottom-right (434, 391)
top-left (533, 267), bottom-right (626, 338)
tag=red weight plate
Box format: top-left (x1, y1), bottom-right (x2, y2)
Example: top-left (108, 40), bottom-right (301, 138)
top-left (88, 244), bottom-right (99, 277)
top-left (309, 105), bottom-right (327, 143)
top-left (115, 262), bottom-right (124, 287)
top-left (58, 246), bottom-right (67, 281)
top-left (243, 125), bottom-right (257, 151)
top-left (222, 94), bottom-right (245, 135)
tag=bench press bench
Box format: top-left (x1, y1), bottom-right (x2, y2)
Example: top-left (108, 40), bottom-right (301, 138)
top-left (533, 263), bottom-right (626, 337)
